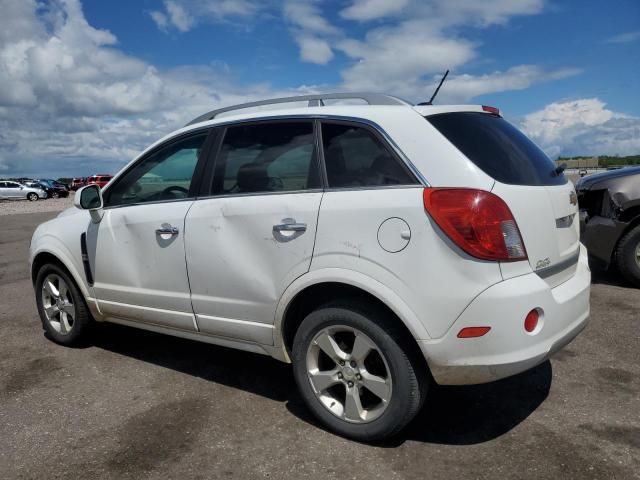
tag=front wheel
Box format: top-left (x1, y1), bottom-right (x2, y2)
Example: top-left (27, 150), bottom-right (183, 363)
top-left (27, 192), bottom-right (38, 201)
top-left (616, 224), bottom-right (640, 288)
top-left (292, 301), bottom-right (427, 441)
top-left (51, 191), bottom-right (60, 199)
top-left (35, 263), bottom-right (93, 346)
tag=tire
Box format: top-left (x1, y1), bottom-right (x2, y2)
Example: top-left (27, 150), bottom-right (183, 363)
top-left (615, 224), bottom-right (640, 288)
top-left (292, 301), bottom-right (428, 442)
top-left (51, 191), bottom-right (59, 199)
top-left (27, 192), bottom-right (38, 201)
top-left (35, 263), bottom-right (93, 346)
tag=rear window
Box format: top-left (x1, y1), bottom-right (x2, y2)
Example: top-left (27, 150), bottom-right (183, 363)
top-left (427, 112), bottom-right (567, 186)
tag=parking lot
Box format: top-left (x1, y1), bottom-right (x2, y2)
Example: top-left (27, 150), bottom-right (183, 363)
top-left (0, 207), bottom-right (638, 479)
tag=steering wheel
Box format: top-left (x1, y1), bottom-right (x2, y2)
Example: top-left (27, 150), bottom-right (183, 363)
top-left (162, 185), bottom-right (189, 198)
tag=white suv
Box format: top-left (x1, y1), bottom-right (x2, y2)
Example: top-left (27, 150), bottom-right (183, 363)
top-left (30, 93), bottom-right (590, 441)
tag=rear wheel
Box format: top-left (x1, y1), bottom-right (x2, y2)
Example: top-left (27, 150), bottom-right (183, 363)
top-left (27, 192), bottom-right (38, 201)
top-left (51, 191), bottom-right (60, 199)
top-left (616, 224), bottom-right (640, 287)
top-left (292, 301), bottom-right (427, 441)
top-left (35, 263), bottom-right (93, 345)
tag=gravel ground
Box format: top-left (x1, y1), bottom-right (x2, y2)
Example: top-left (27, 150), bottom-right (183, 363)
top-left (0, 212), bottom-right (638, 479)
top-left (0, 194), bottom-right (75, 216)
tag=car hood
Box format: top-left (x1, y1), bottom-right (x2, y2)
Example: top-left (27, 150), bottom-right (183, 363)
top-left (576, 166), bottom-right (640, 191)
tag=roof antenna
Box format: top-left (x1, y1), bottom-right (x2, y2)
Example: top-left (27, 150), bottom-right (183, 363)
top-left (418, 70), bottom-right (449, 106)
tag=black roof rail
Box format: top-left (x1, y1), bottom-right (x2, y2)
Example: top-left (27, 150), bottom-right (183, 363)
top-left (185, 92), bottom-right (411, 126)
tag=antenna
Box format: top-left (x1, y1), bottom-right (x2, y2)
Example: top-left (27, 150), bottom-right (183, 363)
top-left (418, 70), bottom-right (449, 106)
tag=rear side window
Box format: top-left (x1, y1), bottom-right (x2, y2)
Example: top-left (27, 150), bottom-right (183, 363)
top-left (427, 112), bottom-right (567, 186)
top-left (212, 122), bottom-right (320, 194)
top-left (321, 123), bottom-right (417, 188)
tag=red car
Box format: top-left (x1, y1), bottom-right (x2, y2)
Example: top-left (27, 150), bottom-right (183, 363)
top-left (86, 174), bottom-right (113, 189)
top-left (70, 177), bottom-right (86, 191)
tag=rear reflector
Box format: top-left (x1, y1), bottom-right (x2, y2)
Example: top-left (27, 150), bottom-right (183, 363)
top-left (457, 327), bottom-right (491, 338)
top-left (423, 188), bottom-right (527, 261)
top-left (482, 105), bottom-right (500, 115)
top-left (524, 309), bottom-right (539, 332)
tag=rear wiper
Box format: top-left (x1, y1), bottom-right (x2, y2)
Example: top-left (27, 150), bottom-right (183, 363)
top-left (552, 162), bottom-right (567, 177)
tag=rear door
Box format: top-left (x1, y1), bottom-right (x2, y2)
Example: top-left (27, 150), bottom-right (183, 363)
top-left (427, 112), bottom-right (580, 287)
top-left (185, 120), bottom-right (323, 343)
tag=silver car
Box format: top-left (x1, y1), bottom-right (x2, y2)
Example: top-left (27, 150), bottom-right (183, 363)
top-left (0, 180), bottom-right (47, 201)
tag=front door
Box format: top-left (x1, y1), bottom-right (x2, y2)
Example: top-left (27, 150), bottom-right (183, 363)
top-left (88, 131), bottom-right (211, 331)
top-left (185, 120), bottom-right (323, 344)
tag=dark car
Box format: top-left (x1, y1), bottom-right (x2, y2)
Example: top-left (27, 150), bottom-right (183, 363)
top-left (576, 166), bottom-right (640, 286)
top-left (37, 179), bottom-right (70, 198)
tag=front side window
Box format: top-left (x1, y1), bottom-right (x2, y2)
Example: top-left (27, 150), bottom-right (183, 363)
top-left (6, 182), bottom-right (19, 189)
top-left (105, 133), bottom-right (207, 207)
top-left (212, 121), bottom-right (320, 195)
top-left (321, 123), bottom-right (417, 188)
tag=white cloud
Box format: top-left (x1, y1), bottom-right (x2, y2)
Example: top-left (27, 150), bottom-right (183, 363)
top-left (149, 10), bottom-right (169, 31)
top-left (0, 0), bottom-right (296, 177)
top-left (296, 35), bottom-right (334, 64)
top-left (521, 99), bottom-right (640, 158)
top-left (606, 30), bottom-right (640, 44)
top-left (283, 1), bottom-right (340, 36)
top-left (340, 0), bottom-right (410, 21)
top-left (150, 0), bottom-right (261, 32)
top-left (165, 1), bottom-right (194, 32)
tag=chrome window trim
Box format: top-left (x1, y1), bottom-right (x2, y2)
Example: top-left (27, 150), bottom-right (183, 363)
top-left (195, 188), bottom-right (324, 201)
top-left (102, 197), bottom-right (195, 211)
top-left (102, 113), bottom-right (430, 210)
top-left (194, 114), bottom-right (429, 187)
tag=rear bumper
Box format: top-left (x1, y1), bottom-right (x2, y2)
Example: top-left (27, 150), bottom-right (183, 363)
top-left (421, 244), bottom-right (591, 385)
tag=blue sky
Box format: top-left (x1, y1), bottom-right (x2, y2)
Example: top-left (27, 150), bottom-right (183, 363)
top-left (0, 0), bottom-right (639, 177)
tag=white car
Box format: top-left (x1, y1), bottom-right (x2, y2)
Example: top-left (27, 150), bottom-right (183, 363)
top-left (0, 180), bottom-right (46, 201)
top-left (30, 93), bottom-right (590, 441)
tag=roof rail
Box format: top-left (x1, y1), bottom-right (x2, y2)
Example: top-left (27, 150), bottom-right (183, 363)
top-left (185, 92), bottom-right (411, 126)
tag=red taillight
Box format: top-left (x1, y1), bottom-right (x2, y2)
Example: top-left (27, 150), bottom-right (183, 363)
top-left (457, 326), bottom-right (491, 338)
top-left (423, 188), bottom-right (527, 261)
top-left (482, 105), bottom-right (500, 115)
top-left (524, 309), bottom-right (539, 332)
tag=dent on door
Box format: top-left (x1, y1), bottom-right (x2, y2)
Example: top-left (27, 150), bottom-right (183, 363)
top-left (185, 192), bottom-right (323, 344)
top-left (89, 205), bottom-right (197, 330)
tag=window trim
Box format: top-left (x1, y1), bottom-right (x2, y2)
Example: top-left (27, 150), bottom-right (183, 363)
top-left (199, 118), bottom-right (322, 198)
top-left (102, 127), bottom-right (217, 210)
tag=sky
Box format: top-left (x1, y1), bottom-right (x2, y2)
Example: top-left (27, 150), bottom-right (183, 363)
top-left (0, 0), bottom-right (638, 178)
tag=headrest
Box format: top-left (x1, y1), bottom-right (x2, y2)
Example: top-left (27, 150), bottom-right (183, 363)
top-left (237, 162), bottom-right (269, 192)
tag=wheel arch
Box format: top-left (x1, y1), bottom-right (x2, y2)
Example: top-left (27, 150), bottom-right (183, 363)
top-left (274, 268), bottom-right (431, 362)
top-left (31, 248), bottom-right (91, 300)
top-left (612, 210), bottom-right (640, 262)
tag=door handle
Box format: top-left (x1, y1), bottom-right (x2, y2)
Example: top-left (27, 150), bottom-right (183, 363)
top-left (156, 226), bottom-right (179, 235)
top-left (273, 222), bottom-right (307, 233)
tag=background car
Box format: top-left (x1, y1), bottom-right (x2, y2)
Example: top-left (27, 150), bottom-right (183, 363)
top-left (86, 174), bottom-right (113, 189)
top-left (0, 180), bottom-right (46, 201)
top-left (577, 166), bottom-right (640, 287)
top-left (37, 179), bottom-right (70, 198)
top-left (70, 178), bottom-right (86, 191)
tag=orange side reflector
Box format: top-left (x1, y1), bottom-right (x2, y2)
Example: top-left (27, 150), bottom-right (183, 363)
top-left (457, 327), bottom-right (491, 338)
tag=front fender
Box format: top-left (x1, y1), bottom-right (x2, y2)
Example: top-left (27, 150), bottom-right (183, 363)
top-left (30, 235), bottom-right (101, 319)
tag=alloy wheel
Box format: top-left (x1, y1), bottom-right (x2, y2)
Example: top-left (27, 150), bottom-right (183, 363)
top-left (41, 274), bottom-right (76, 335)
top-left (306, 325), bottom-right (392, 424)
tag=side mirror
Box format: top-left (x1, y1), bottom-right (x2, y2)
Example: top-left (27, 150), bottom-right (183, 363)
top-left (75, 185), bottom-right (104, 223)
